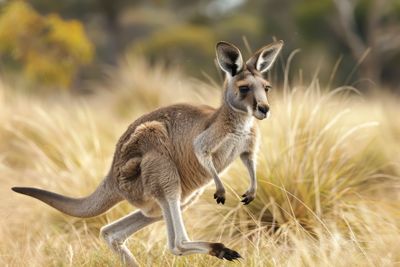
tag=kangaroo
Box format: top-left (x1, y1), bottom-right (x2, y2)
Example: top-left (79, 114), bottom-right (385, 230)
top-left (12, 40), bottom-right (283, 267)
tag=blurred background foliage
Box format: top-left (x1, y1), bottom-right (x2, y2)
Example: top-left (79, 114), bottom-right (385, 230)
top-left (0, 1), bottom-right (93, 88)
top-left (0, 0), bottom-right (399, 91)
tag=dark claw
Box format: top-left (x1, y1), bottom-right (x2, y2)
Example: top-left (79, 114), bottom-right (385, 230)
top-left (241, 193), bottom-right (255, 205)
top-left (214, 192), bottom-right (225, 205)
top-left (210, 243), bottom-right (242, 261)
top-left (216, 196), bottom-right (225, 204)
top-left (222, 248), bottom-right (242, 261)
top-left (241, 198), bottom-right (249, 205)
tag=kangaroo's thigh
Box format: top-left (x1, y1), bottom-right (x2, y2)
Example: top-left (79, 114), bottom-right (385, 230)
top-left (141, 152), bottom-right (181, 199)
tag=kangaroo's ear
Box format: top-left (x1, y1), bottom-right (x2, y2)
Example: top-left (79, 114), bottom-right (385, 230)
top-left (247, 40), bottom-right (284, 73)
top-left (216, 41), bottom-right (244, 76)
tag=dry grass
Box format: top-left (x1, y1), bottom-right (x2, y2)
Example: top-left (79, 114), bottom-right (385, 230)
top-left (0, 57), bottom-right (399, 267)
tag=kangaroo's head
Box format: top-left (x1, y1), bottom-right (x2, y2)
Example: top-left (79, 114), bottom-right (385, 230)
top-left (216, 40), bottom-right (283, 120)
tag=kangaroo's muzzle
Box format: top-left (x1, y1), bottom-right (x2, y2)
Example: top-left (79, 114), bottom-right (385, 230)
top-left (254, 103), bottom-right (269, 120)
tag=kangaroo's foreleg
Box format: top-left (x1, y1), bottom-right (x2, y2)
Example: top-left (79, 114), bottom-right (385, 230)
top-left (100, 211), bottom-right (161, 267)
top-left (194, 129), bottom-right (228, 204)
top-left (240, 151), bottom-right (257, 205)
top-left (158, 196), bottom-right (242, 260)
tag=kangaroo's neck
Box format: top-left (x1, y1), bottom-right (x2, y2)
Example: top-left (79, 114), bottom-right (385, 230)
top-left (210, 99), bottom-right (254, 134)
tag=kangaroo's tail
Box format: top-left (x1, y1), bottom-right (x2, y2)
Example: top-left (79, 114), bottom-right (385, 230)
top-left (12, 177), bottom-right (123, 218)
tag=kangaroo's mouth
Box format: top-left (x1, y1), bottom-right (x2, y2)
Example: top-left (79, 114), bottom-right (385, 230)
top-left (254, 109), bottom-right (269, 120)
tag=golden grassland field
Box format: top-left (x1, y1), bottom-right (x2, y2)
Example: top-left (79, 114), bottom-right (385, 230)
top-left (0, 57), bottom-right (400, 267)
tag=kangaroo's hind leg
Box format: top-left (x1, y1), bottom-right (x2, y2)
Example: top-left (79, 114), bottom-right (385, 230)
top-left (158, 196), bottom-right (242, 260)
top-left (140, 152), bottom-right (242, 261)
top-left (100, 211), bottom-right (161, 267)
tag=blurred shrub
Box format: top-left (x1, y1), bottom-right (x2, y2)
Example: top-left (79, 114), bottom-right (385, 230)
top-left (130, 25), bottom-right (216, 76)
top-left (0, 1), bottom-right (94, 88)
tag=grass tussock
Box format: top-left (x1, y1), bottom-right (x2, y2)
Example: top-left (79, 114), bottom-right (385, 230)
top-left (0, 57), bottom-right (399, 267)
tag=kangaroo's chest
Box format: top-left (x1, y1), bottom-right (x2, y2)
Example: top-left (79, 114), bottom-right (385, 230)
top-left (212, 132), bottom-right (249, 173)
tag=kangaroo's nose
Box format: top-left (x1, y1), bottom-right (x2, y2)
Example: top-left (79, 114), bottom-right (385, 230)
top-left (257, 104), bottom-right (269, 115)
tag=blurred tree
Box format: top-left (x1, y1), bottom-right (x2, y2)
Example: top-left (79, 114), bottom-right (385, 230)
top-left (0, 1), bottom-right (94, 88)
top-left (332, 0), bottom-right (400, 88)
top-left (30, 0), bottom-right (141, 64)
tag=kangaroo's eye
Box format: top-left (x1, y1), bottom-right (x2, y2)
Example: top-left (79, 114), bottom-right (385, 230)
top-left (239, 86), bottom-right (250, 94)
top-left (264, 85), bottom-right (272, 92)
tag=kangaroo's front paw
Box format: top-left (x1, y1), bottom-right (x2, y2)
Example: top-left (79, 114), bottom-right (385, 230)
top-left (213, 189), bottom-right (225, 205)
top-left (241, 190), bottom-right (256, 205)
